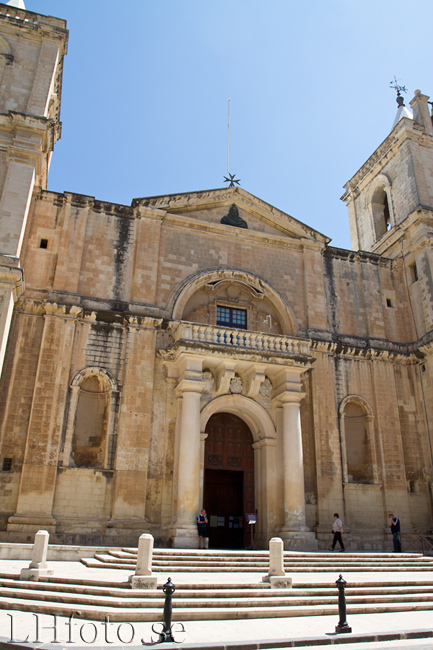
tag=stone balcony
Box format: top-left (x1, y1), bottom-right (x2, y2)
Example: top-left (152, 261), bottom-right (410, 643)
top-left (167, 321), bottom-right (313, 367)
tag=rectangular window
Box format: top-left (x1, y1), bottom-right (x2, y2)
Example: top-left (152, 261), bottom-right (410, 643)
top-left (409, 262), bottom-right (418, 284)
top-left (2, 457), bottom-right (12, 472)
top-left (217, 306), bottom-right (247, 330)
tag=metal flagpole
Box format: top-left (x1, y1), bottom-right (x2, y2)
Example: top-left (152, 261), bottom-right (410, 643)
top-left (226, 98), bottom-right (231, 185)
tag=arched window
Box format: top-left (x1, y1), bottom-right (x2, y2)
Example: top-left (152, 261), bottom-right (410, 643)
top-left (340, 397), bottom-right (378, 485)
top-left (61, 368), bottom-right (119, 469)
top-left (369, 175), bottom-right (394, 241)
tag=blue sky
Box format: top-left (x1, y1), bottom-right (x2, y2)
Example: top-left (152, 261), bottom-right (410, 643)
top-left (28, 0), bottom-right (432, 249)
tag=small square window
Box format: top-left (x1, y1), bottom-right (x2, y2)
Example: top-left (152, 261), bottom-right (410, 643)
top-left (39, 238), bottom-right (48, 249)
top-left (2, 458), bottom-right (12, 472)
top-left (217, 305), bottom-right (247, 330)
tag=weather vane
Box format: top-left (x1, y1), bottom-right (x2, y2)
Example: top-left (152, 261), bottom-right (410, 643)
top-left (224, 98), bottom-right (241, 187)
top-left (224, 172), bottom-right (241, 187)
top-left (390, 76), bottom-right (407, 107)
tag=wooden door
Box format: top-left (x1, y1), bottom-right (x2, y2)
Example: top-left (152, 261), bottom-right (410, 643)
top-left (204, 413), bottom-right (254, 549)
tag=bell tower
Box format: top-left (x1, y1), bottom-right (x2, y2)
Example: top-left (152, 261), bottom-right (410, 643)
top-left (0, 1), bottom-right (68, 376)
top-left (342, 87), bottom-right (433, 337)
top-left (342, 88), bottom-right (433, 255)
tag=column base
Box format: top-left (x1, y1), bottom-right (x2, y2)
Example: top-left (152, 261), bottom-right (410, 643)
top-left (7, 515), bottom-right (56, 535)
top-left (262, 575), bottom-right (292, 588)
top-left (169, 525), bottom-right (199, 549)
top-left (20, 568), bottom-right (54, 581)
top-left (129, 575), bottom-right (158, 589)
top-left (279, 529), bottom-right (318, 551)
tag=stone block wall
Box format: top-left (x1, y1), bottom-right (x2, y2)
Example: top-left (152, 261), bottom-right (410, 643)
top-left (0, 186), bottom-right (431, 547)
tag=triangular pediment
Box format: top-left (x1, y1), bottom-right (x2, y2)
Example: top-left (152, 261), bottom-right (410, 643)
top-left (132, 187), bottom-right (330, 245)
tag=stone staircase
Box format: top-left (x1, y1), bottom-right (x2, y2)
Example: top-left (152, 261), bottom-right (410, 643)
top-left (83, 547), bottom-right (433, 573)
top-left (0, 549), bottom-right (433, 622)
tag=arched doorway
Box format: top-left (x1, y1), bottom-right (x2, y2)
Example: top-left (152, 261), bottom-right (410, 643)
top-left (204, 413), bottom-right (254, 549)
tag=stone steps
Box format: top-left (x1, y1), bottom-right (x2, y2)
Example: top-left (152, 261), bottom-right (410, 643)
top-left (81, 550), bottom-right (433, 572)
top-left (2, 593), bottom-right (433, 622)
top-left (4, 548), bottom-right (433, 622)
top-left (3, 583), bottom-right (433, 609)
top-left (2, 580), bottom-right (433, 615)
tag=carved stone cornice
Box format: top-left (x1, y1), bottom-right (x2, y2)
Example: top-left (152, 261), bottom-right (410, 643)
top-left (419, 341), bottom-right (433, 357)
top-left (132, 186), bottom-right (330, 245)
top-left (310, 340), bottom-right (338, 354)
top-left (0, 5), bottom-right (68, 47)
top-left (0, 263), bottom-right (23, 300)
top-left (341, 134), bottom-right (398, 200)
top-left (127, 316), bottom-right (163, 331)
top-left (311, 334), bottom-right (420, 365)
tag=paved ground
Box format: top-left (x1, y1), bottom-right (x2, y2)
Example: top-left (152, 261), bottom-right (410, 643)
top-left (1, 558), bottom-right (433, 648)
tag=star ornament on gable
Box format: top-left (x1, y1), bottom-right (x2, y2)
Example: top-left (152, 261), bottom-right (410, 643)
top-left (223, 173), bottom-right (241, 188)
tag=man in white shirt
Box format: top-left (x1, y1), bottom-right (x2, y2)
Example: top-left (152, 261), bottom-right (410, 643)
top-left (330, 513), bottom-right (345, 552)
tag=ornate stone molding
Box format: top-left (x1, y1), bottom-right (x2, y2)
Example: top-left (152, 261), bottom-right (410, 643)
top-left (215, 361), bottom-right (236, 396)
top-left (244, 368), bottom-right (266, 397)
top-left (342, 134), bottom-right (398, 200)
top-left (0, 263), bottom-right (23, 301)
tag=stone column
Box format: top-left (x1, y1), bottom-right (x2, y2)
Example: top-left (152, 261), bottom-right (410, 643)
top-left (281, 395), bottom-right (309, 532)
top-left (172, 378), bottom-right (204, 547)
top-left (273, 368), bottom-right (318, 550)
top-left (199, 432), bottom-right (208, 510)
top-left (252, 441), bottom-right (263, 535)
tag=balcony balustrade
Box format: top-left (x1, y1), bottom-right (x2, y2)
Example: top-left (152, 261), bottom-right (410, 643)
top-left (171, 321), bottom-right (310, 357)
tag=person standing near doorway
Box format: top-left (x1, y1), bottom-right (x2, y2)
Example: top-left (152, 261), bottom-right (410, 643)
top-left (330, 513), bottom-right (345, 552)
top-left (389, 514), bottom-right (402, 552)
top-left (197, 509), bottom-right (209, 549)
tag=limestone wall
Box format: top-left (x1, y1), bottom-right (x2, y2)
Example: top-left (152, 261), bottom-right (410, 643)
top-left (0, 187), bottom-right (431, 547)
top-left (53, 468), bottom-right (113, 534)
top-left (21, 191), bottom-right (418, 345)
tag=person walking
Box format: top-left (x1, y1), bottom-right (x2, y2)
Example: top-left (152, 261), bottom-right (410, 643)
top-left (197, 509), bottom-right (209, 549)
top-left (389, 514), bottom-right (402, 552)
top-left (330, 513), bottom-right (345, 552)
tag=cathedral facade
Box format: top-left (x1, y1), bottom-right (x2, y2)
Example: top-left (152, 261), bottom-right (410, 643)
top-left (0, 2), bottom-right (433, 550)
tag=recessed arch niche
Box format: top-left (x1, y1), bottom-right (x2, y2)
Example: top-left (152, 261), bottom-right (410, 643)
top-left (171, 268), bottom-right (296, 335)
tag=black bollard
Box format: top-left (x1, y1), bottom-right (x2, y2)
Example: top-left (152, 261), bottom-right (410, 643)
top-left (151, 577), bottom-right (185, 644)
top-left (160, 577), bottom-right (175, 642)
top-left (335, 574), bottom-right (352, 634)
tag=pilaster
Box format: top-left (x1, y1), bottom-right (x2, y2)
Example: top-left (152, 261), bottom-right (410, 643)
top-left (7, 304), bottom-right (76, 534)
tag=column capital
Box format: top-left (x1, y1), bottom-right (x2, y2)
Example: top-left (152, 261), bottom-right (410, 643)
top-left (271, 366), bottom-right (305, 403)
top-left (176, 378), bottom-right (205, 396)
top-left (253, 437), bottom-right (277, 450)
top-left (164, 351), bottom-right (205, 382)
top-left (279, 391), bottom-right (306, 405)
